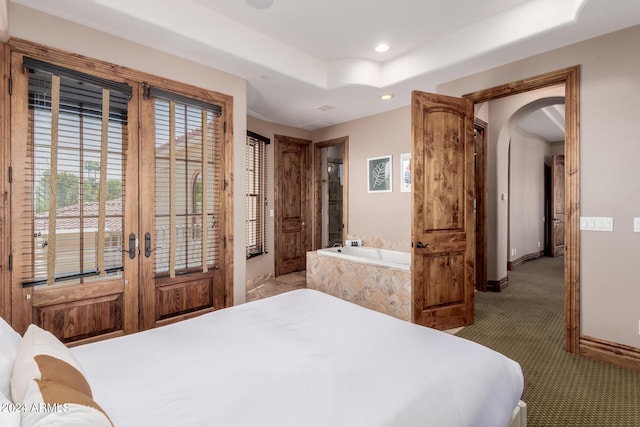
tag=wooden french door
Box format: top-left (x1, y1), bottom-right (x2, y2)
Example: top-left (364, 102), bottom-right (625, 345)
top-left (8, 47), bottom-right (232, 341)
top-left (411, 91), bottom-right (475, 330)
top-left (274, 135), bottom-right (312, 276)
top-left (9, 52), bottom-right (139, 341)
top-left (551, 155), bottom-right (565, 257)
top-left (139, 90), bottom-right (227, 330)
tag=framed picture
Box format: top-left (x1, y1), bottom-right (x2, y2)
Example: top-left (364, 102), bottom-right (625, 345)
top-left (367, 155), bottom-right (392, 193)
top-left (400, 153), bottom-right (411, 192)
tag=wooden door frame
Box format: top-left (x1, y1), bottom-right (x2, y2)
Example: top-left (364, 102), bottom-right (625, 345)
top-left (274, 135), bottom-right (312, 276)
top-left (550, 155), bottom-right (565, 257)
top-left (474, 119), bottom-right (488, 292)
top-left (463, 65), bottom-right (580, 354)
top-left (313, 137), bottom-right (349, 250)
top-left (0, 43), bottom-right (10, 322)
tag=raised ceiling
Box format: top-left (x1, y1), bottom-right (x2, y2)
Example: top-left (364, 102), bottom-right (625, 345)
top-left (3, 0), bottom-right (640, 131)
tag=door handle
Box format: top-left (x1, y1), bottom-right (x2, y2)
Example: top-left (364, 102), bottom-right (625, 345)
top-left (415, 241), bottom-right (429, 249)
top-left (145, 232), bottom-right (161, 258)
top-left (127, 233), bottom-right (136, 259)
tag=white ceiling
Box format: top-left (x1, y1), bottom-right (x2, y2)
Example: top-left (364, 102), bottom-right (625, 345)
top-left (3, 0), bottom-right (640, 136)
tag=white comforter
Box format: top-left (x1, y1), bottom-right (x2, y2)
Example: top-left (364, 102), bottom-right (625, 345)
top-left (72, 289), bottom-right (523, 427)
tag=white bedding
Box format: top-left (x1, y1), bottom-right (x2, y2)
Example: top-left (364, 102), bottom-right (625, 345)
top-left (71, 289), bottom-right (523, 427)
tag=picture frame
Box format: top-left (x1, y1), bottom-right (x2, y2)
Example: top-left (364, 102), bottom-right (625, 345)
top-left (400, 152), bottom-right (411, 192)
top-left (367, 155), bottom-right (392, 193)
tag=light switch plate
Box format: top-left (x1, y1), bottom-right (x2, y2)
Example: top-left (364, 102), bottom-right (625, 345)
top-left (634, 218), bottom-right (640, 233)
top-left (580, 216), bottom-right (613, 232)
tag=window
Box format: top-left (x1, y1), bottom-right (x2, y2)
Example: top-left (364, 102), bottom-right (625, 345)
top-left (246, 131), bottom-right (269, 258)
top-left (150, 96), bottom-right (222, 276)
top-left (19, 58), bottom-right (130, 287)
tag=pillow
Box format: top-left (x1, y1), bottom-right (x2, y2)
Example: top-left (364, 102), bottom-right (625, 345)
top-left (21, 379), bottom-right (112, 427)
top-left (11, 325), bottom-right (90, 404)
top-left (0, 315), bottom-right (21, 398)
top-left (0, 391), bottom-right (20, 427)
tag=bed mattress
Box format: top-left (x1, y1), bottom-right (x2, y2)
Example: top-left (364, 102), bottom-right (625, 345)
top-left (71, 289), bottom-right (523, 427)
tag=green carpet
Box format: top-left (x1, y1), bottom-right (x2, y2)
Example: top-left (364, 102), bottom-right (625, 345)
top-left (456, 256), bottom-right (640, 427)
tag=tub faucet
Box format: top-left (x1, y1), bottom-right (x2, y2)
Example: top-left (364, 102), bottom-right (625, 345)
top-left (332, 242), bottom-right (342, 247)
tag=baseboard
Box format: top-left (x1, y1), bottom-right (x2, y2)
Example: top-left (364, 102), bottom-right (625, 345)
top-left (487, 276), bottom-right (509, 292)
top-left (507, 251), bottom-right (545, 271)
top-left (580, 335), bottom-right (640, 372)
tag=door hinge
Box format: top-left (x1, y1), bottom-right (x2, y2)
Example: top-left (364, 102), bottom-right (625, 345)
top-left (223, 179), bottom-right (228, 190)
top-left (8, 166), bottom-right (12, 184)
top-left (8, 78), bottom-right (12, 96)
top-left (223, 236), bottom-right (227, 249)
top-left (223, 121), bottom-right (227, 133)
top-left (8, 254), bottom-right (12, 272)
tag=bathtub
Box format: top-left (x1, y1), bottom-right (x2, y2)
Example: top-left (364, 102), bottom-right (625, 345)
top-left (316, 246), bottom-right (410, 272)
top-left (307, 246), bottom-right (411, 321)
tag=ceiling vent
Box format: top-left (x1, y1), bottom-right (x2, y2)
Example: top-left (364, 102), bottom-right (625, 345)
top-left (314, 105), bottom-right (335, 112)
top-left (301, 120), bottom-right (333, 131)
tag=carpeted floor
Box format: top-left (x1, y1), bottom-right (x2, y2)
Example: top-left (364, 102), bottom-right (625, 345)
top-left (456, 256), bottom-right (640, 427)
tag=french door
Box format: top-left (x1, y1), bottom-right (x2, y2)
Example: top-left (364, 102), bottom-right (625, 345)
top-left (9, 48), bottom-right (231, 342)
top-left (10, 52), bottom-right (139, 341)
top-left (139, 88), bottom-right (226, 330)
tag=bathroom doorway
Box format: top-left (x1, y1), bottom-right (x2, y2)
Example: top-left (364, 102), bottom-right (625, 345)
top-left (313, 137), bottom-right (348, 249)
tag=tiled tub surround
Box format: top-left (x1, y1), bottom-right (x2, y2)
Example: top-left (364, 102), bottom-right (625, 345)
top-left (307, 247), bottom-right (411, 321)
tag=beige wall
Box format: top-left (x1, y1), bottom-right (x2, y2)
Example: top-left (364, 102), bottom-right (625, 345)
top-left (438, 25), bottom-right (640, 348)
top-left (508, 128), bottom-right (552, 262)
top-left (313, 107), bottom-right (411, 245)
top-left (483, 85), bottom-right (564, 281)
top-left (9, 4), bottom-right (249, 304)
top-left (245, 116), bottom-right (312, 284)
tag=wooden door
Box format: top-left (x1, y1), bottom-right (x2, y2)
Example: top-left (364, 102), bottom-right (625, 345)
top-left (9, 52), bottom-right (139, 342)
top-left (139, 93), bottom-right (226, 330)
top-left (275, 135), bottom-right (311, 276)
top-left (411, 91), bottom-right (475, 330)
top-left (551, 155), bottom-right (565, 257)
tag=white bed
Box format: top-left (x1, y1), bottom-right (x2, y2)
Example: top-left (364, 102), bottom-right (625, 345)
top-left (67, 289), bottom-right (524, 427)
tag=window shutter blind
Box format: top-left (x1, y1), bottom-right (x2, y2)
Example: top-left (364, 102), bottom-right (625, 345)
top-left (20, 58), bottom-right (130, 287)
top-left (246, 131), bottom-right (269, 258)
top-left (151, 96), bottom-right (223, 277)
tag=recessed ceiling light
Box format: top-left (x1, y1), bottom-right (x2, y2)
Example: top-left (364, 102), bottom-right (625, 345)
top-left (246, 0), bottom-right (274, 9)
top-left (379, 94), bottom-right (394, 100)
top-left (375, 43), bottom-right (389, 53)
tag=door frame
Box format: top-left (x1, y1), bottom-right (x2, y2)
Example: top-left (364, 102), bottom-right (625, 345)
top-left (313, 136), bottom-right (349, 250)
top-left (550, 154), bottom-right (565, 257)
top-left (463, 66), bottom-right (580, 354)
top-left (274, 135), bottom-right (312, 276)
top-left (474, 119), bottom-right (488, 292)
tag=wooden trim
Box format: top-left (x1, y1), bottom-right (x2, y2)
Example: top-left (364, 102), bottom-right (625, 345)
top-left (580, 336), bottom-right (640, 372)
top-left (222, 94), bottom-right (234, 307)
top-left (31, 280), bottom-right (125, 306)
top-left (507, 250), bottom-right (545, 271)
top-left (0, 43), bottom-right (10, 322)
top-left (474, 119), bottom-right (488, 292)
top-left (313, 136), bottom-right (348, 250)
top-left (47, 75), bottom-right (60, 286)
top-left (8, 38), bottom-right (232, 109)
top-left (487, 276), bottom-right (509, 292)
top-left (168, 101), bottom-right (177, 278)
top-left (464, 65), bottom-right (581, 354)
